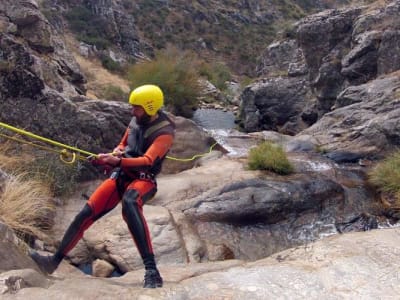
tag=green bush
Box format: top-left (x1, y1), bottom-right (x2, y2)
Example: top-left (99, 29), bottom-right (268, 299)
top-left (100, 55), bottom-right (124, 74)
top-left (101, 84), bottom-right (129, 102)
top-left (248, 141), bottom-right (294, 175)
top-left (368, 151), bottom-right (400, 206)
top-left (64, 6), bottom-right (111, 50)
top-left (127, 46), bottom-right (202, 118)
top-left (26, 153), bottom-right (82, 197)
top-left (199, 61), bottom-right (232, 91)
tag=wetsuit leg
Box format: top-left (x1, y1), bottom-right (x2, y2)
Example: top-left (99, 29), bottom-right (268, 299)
top-left (121, 179), bottom-right (157, 270)
top-left (55, 178), bottom-right (121, 258)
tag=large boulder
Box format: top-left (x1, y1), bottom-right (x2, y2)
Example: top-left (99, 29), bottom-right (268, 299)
top-left (301, 74), bottom-right (400, 156)
top-left (240, 0), bottom-right (400, 160)
top-left (0, 222), bottom-right (37, 272)
top-left (238, 76), bottom-right (311, 134)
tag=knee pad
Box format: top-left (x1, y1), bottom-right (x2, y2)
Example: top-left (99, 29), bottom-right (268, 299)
top-left (122, 189), bottom-right (140, 208)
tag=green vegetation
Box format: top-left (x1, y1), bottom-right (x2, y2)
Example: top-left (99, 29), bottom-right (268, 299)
top-left (26, 153), bottom-right (82, 197)
top-left (0, 139), bottom-right (81, 198)
top-left (99, 54), bottom-right (125, 74)
top-left (0, 61), bottom-right (14, 73)
top-left (100, 84), bottom-right (129, 102)
top-left (0, 137), bottom-right (86, 242)
top-left (199, 61), bottom-right (232, 91)
top-left (315, 144), bottom-right (328, 154)
top-left (126, 47), bottom-right (202, 118)
top-left (368, 151), bottom-right (400, 207)
top-left (54, 0), bottom-right (317, 75)
top-left (64, 6), bottom-right (111, 50)
top-left (130, 0), bottom-right (279, 74)
top-left (248, 141), bottom-right (294, 175)
top-left (272, 0), bottom-right (306, 19)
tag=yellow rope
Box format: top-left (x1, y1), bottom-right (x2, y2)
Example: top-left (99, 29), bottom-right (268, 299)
top-left (165, 142), bottom-right (218, 161)
top-left (0, 121), bottom-right (218, 164)
top-left (0, 122), bottom-right (97, 158)
top-left (0, 132), bottom-right (87, 163)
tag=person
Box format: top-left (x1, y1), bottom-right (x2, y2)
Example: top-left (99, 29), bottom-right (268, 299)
top-left (29, 84), bottom-right (175, 288)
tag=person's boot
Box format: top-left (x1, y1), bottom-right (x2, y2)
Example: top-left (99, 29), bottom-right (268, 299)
top-left (143, 268), bottom-right (163, 288)
top-left (29, 250), bottom-right (61, 274)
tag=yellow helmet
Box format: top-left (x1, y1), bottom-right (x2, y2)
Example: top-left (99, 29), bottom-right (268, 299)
top-left (128, 84), bottom-right (164, 116)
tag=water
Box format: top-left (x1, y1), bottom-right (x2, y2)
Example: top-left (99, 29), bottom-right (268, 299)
top-left (192, 108), bottom-right (236, 130)
top-left (192, 108), bottom-right (254, 157)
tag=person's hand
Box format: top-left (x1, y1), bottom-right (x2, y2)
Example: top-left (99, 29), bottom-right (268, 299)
top-left (112, 147), bottom-right (124, 158)
top-left (97, 153), bottom-right (121, 166)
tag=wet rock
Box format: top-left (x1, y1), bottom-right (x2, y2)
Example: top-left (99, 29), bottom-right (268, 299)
top-left (335, 212), bottom-right (379, 233)
top-left (324, 151), bottom-right (365, 163)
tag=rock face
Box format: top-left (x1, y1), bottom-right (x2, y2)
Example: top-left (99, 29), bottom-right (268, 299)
top-left (37, 0), bottom-right (353, 74)
top-left (240, 0), bottom-right (400, 159)
top-left (0, 0), bottom-right (214, 174)
top-left (1, 219), bottom-right (400, 299)
top-left (40, 0), bottom-right (148, 60)
top-left (238, 76), bottom-right (311, 134)
top-left (0, 222), bottom-right (38, 273)
top-left (0, 0), bottom-right (125, 153)
top-left (302, 74), bottom-right (400, 155)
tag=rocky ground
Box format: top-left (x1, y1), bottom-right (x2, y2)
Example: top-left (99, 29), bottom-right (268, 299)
top-left (1, 153), bottom-right (400, 298)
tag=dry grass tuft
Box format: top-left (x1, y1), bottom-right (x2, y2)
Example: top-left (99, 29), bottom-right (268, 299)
top-left (0, 139), bottom-right (55, 241)
top-left (63, 33), bottom-right (130, 100)
top-left (75, 54), bottom-right (130, 99)
top-left (0, 139), bottom-right (35, 173)
top-left (368, 151), bottom-right (400, 207)
top-left (0, 173), bottom-right (55, 241)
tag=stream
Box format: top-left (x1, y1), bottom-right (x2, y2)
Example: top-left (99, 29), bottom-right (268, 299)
top-left (191, 108), bottom-right (399, 260)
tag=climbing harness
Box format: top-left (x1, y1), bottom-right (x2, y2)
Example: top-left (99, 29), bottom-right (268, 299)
top-left (0, 121), bottom-right (218, 164)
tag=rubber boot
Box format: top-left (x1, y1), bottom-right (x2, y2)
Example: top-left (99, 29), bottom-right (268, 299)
top-left (29, 250), bottom-right (62, 274)
top-left (143, 268), bottom-right (163, 288)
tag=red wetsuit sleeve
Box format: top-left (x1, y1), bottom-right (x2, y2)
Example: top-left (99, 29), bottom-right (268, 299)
top-left (120, 134), bottom-right (174, 169)
top-left (116, 128), bottom-right (129, 151)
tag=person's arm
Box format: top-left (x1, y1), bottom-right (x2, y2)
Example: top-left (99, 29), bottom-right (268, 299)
top-left (98, 134), bottom-right (173, 167)
top-left (120, 134), bottom-right (173, 168)
top-left (113, 127), bottom-right (129, 156)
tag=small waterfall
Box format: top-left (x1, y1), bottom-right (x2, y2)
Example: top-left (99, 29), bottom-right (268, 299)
top-left (192, 108), bottom-right (255, 157)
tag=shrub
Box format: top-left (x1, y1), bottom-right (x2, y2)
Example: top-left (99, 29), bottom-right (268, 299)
top-left (0, 136), bottom-right (81, 197)
top-left (248, 141), bottom-right (294, 175)
top-left (368, 151), bottom-right (400, 206)
top-left (0, 173), bottom-right (55, 241)
top-left (126, 46), bottom-right (202, 118)
top-left (26, 153), bottom-right (82, 197)
top-left (101, 84), bottom-right (129, 102)
top-left (100, 54), bottom-right (124, 74)
top-left (0, 136), bottom-right (77, 242)
top-left (199, 61), bottom-right (232, 91)
top-left (64, 6), bottom-right (111, 50)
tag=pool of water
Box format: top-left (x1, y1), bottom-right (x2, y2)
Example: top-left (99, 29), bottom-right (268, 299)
top-left (192, 108), bottom-right (236, 130)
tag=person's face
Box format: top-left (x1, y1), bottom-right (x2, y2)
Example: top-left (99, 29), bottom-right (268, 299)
top-left (131, 105), bottom-right (150, 124)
